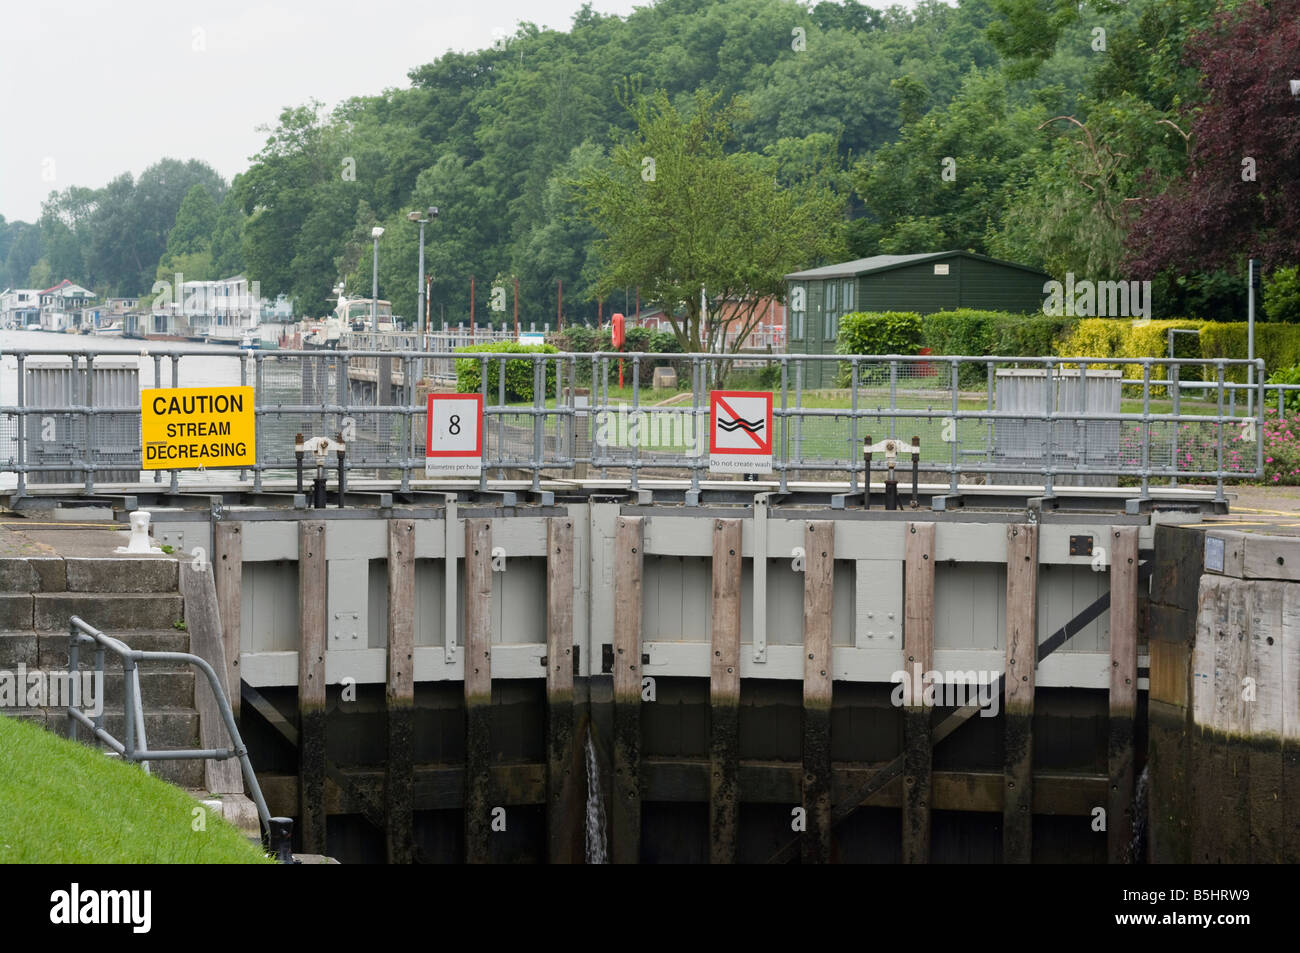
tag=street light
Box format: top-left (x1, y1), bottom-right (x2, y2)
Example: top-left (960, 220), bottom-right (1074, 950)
top-left (407, 206), bottom-right (438, 336)
top-left (370, 226), bottom-right (384, 331)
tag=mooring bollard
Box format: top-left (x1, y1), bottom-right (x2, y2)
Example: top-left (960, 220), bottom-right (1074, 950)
top-left (268, 816), bottom-right (296, 864)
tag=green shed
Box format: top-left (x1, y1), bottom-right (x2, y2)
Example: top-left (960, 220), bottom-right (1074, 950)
top-left (784, 250), bottom-right (1050, 387)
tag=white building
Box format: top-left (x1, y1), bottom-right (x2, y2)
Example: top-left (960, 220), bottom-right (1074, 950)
top-left (38, 280), bottom-right (95, 331)
top-left (0, 288), bottom-right (42, 328)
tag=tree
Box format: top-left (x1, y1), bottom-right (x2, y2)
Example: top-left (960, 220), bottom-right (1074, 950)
top-left (1124, 0), bottom-right (1300, 277)
top-left (574, 88), bottom-right (847, 359)
top-left (853, 70), bottom-right (1045, 256)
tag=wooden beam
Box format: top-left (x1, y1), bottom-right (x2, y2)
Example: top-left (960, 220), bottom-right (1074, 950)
top-left (1108, 525), bottom-right (1139, 863)
top-left (1003, 523), bottom-right (1038, 864)
top-left (262, 764), bottom-right (1108, 819)
top-left (709, 518), bottom-right (743, 864)
top-left (464, 518), bottom-right (493, 864)
top-left (213, 521), bottom-right (242, 719)
top-left (298, 520), bottom-right (327, 855)
top-left (179, 560), bottom-right (243, 795)
top-left (903, 521), bottom-right (935, 864)
top-left (802, 520), bottom-right (834, 864)
top-left (385, 518), bottom-right (416, 864)
top-left (546, 516), bottom-right (582, 864)
top-left (612, 515), bottom-right (644, 864)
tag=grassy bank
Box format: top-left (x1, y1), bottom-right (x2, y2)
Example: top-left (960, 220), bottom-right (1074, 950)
top-left (0, 715), bottom-right (272, 863)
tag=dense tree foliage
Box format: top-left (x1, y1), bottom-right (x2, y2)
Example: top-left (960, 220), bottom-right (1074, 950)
top-left (3, 0), bottom-right (1294, 330)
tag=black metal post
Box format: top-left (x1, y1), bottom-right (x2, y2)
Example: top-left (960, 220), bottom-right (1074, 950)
top-left (336, 449), bottom-right (346, 507)
top-left (863, 436), bottom-right (872, 510)
top-left (911, 435), bottom-right (920, 509)
top-left (267, 816), bottom-right (297, 864)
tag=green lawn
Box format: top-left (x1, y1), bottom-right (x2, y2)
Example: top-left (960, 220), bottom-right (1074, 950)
top-left (0, 715), bottom-right (273, 863)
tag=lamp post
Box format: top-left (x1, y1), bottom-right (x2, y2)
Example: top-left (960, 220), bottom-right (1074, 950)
top-left (406, 206), bottom-right (438, 337)
top-left (370, 226), bottom-right (384, 331)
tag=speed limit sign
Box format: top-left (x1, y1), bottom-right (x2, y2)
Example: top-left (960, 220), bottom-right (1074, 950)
top-left (426, 394), bottom-right (482, 476)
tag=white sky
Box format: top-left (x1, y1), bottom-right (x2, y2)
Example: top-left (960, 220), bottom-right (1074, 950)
top-left (2, 0), bottom-right (932, 224)
top-left (0, 0), bottom-right (653, 222)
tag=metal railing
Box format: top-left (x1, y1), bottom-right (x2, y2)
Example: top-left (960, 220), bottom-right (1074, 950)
top-left (65, 615), bottom-right (291, 860)
top-left (0, 348), bottom-right (1269, 501)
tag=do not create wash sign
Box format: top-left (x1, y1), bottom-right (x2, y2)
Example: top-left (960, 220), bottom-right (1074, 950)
top-left (708, 390), bottom-right (772, 474)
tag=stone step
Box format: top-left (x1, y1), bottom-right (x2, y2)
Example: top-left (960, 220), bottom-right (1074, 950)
top-left (0, 594), bottom-right (33, 630)
top-left (0, 557), bottom-right (64, 593)
top-left (2, 669), bottom-right (193, 710)
top-left (0, 556), bottom-right (180, 594)
top-left (32, 591), bottom-right (185, 632)
top-left (65, 558), bottom-right (180, 594)
top-left (35, 629), bottom-right (194, 669)
top-left (1, 629), bottom-right (193, 669)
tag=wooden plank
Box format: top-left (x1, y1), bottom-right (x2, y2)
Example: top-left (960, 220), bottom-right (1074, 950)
top-left (546, 516), bottom-right (582, 864)
top-left (213, 521), bottom-right (242, 719)
top-left (1003, 523), bottom-right (1037, 864)
top-left (464, 518), bottom-right (493, 864)
top-left (179, 560), bottom-right (244, 794)
top-left (902, 521), bottom-right (935, 864)
top-left (611, 515), bottom-right (644, 864)
top-left (263, 764), bottom-right (1106, 819)
top-left (297, 520), bottom-right (327, 855)
top-left (385, 518), bottom-right (415, 864)
top-left (1108, 524), bottom-right (1139, 863)
top-left (801, 520), bottom-right (834, 864)
top-left (709, 518), bottom-right (742, 864)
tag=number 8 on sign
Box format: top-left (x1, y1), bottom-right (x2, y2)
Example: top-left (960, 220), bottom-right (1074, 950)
top-left (426, 394), bottom-right (483, 477)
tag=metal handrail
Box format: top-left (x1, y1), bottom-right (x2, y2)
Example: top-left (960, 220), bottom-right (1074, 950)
top-left (65, 614), bottom-right (293, 861)
top-left (0, 348), bottom-right (1270, 501)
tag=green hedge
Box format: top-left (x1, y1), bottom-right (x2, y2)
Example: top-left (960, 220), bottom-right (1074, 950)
top-left (1199, 323), bottom-right (1300, 383)
top-left (455, 342), bottom-right (558, 402)
top-left (547, 325), bottom-right (685, 387)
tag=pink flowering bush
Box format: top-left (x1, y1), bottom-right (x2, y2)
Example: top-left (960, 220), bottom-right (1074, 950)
top-left (1259, 410), bottom-right (1300, 485)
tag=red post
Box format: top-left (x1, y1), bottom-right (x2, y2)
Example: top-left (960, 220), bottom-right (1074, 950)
top-left (612, 313), bottom-right (626, 389)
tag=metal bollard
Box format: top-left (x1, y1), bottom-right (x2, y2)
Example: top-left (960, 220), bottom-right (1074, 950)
top-left (267, 816), bottom-right (297, 864)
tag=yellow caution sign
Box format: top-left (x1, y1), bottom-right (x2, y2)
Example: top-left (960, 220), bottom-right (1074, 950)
top-left (140, 386), bottom-right (255, 470)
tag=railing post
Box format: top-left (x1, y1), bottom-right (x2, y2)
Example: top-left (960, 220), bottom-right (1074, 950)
top-left (849, 359), bottom-right (859, 493)
top-left (1170, 358), bottom-right (1180, 486)
top-left (15, 354), bottom-right (25, 499)
top-left (950, 359), bottom-right (961, 496)
top-left (1215, 362), bottom-right (1226, 504)
top-left (122, 654), bottom-right (137, 763)
top-left (1139, 362), bottom-right (1151, 500)
top-left (168, 354), bottom-right (179, 495)
top-left (630, 355), bottom-right (641, 491)
top-left (779, 358), bottom-right (789, 494)
top-left (83, 353), bottom-right (94, 493)
top-left (253, 353), bottom-right (265, 492)
top-left (1042, 359), bottom-right (1054, 499)
top-left (67, 625), bottom-right (79, 741)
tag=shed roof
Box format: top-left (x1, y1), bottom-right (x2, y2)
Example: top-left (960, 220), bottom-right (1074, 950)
top-left (784, 250), bottom-right (1049, 281)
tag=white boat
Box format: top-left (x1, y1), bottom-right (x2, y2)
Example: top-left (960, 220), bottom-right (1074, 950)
top-left (92, 322), bottom-right (123, 337)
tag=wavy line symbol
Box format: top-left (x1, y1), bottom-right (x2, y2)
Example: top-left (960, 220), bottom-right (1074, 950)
top-left (717, 416), bottom-right (765, 433)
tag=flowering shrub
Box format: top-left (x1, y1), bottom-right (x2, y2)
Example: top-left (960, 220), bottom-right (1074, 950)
top-left (1259, 410), bottom-right (1300, 484)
